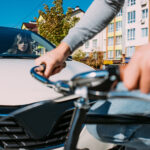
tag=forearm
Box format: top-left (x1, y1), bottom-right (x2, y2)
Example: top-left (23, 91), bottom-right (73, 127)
top-left (62, 0), bottom-right (125, 52)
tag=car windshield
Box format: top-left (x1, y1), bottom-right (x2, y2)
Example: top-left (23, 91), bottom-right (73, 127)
top-left (0, 27), bottom-right (55, 58)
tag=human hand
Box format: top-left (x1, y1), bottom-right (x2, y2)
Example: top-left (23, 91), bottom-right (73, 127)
top-left (35, 42), bottom-right (71, 78)
top-left (122, 43), bottom-right (150, 93)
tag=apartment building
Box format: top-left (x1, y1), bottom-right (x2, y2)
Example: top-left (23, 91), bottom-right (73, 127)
top-left (105, 9), bottom-right (123, 61)
top-left (72, 1), bottom-right (150, 64)
top-left (82, 30), bottom-right (106, 54)
top-left (104, 0), bottom-right (150, 63)
top-left (72, 6), bottom-right (122, 65)
top-left (125, 0), bottom-right (149, 57)
top-left (71, 7), bottom-right (106, 56)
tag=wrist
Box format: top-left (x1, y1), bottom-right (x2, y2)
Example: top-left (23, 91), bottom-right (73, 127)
top-left (56, 42), bottom-right (71, 59)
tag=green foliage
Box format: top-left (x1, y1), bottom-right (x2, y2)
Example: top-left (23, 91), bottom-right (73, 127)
top-left (86, 51), bottom-right (103, 69)
top-left (35, 0), bottom-right (80, 46)
top-left (72, 49), bottom-right (86, 61)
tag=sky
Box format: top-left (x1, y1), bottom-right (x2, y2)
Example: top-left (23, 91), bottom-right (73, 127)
top-left (0, 0), bottom-right (93, 28)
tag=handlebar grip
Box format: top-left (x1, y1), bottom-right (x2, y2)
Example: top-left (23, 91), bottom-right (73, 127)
top-left (30, 65), bottom-right (70, 93)
top-left (89, 65), bottom-right (121, 92)
top-left (30, 65), bottom-right (53, 85)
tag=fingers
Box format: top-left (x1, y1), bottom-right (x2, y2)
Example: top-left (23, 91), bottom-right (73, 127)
top-left (62, 62), bottom-right (66, 68)
top-left (35, 57), bottom-right (44, 67)
top-left (123, 57), bottom-right (140, 90)
top-left (34, 43), bottom-right (70, 78)
top-left (51, 62), bottom-right (66, 76)
top-left (36, 71), bottom-right (44, 76)
top-left (122, 43), bottom-right (150, 93)
top-left (44, 63), bottom-right (54, 78)
top-left (119, 65), bottom-right (126, 81)
top-left (140, 61), bottom-right (150, 93)
top-left (35, 64), bottom-right (45, 72)
top-left (35, 63), bottom-right (52, 78)
top-left (43, 62), bottom-right (66, 77)
top-left (35, 54), bottom-right (54, 78)
top-left (35, 55), bottom-right (66, 78)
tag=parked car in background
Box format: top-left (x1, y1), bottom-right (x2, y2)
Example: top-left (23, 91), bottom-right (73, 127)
top-left (0, 26), bottom-right (95, 149)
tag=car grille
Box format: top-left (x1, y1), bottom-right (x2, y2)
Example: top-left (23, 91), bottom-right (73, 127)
top-left (0, 109), bottom-right (74, 149)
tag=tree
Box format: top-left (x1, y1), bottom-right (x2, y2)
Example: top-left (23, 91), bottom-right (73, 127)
top-left (72, 49), bottom-right (86, 62)
top-left (35, 0), bottom-right (80, 46)
top-left (86, 51), bottom-right (103, 69)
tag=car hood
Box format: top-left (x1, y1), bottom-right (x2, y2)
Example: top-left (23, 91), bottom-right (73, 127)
top-left (0, 59), bottom-right (93, 106)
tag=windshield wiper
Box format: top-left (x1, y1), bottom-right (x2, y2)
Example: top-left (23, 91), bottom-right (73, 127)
top-left (0, 54), bottom-right (39, 59)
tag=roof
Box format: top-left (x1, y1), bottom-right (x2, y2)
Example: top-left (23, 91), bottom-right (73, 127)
top-left (71, 7), bottom-right (85, 17)
top-left (22, 22), bottom-right (37, 32)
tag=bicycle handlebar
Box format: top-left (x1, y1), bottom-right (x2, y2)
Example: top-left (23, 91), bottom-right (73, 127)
top-left (30, 65), bottom-right (120, 95)
top-left (30, 65), bottom-right (150, 150)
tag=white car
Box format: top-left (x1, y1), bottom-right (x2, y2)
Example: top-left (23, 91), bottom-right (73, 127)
top-left (0, 26), bottom-right (110, 150)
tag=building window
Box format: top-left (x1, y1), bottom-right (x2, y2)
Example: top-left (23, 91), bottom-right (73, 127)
top-left (108, 23), bottom-right (114, 32)
top-left (128, 11), bottom-right (136, 23)
top-left (142, 28), bottom-right (148, 37)
top-left (92, 39), bottom-right (97, 48)
top-left (116, 50), bottom-right (122, 59)
top-left (85, 41), bottom-right (89, 48)
top-left (116, 36), bottom-right (122, 45)
top-left (108, 51), bottom-right (113, 59)
top-left (142, 9), bottom-right (148, 19)
top-left (127, 28), bottom-right (135, 40)
top-left (103, 52), bottom-right (106, 59)
top-left (116, 21), bottom-right (122, 31)
top-left (108, 37), bottom-right (114, 46)
top-left (116, 9), bottom-right (123, 17)
top-left (126, 46), bottom-right (135, 57)
top-left (128, 0), bottom-right (136, 6)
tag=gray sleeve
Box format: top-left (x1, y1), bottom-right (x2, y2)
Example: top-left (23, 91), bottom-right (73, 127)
top-left (62, 0), bottom-right (125, 52)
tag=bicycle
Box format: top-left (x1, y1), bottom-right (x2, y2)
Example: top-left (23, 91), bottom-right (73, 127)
top-left (31, 65), bottom-right (150, 150)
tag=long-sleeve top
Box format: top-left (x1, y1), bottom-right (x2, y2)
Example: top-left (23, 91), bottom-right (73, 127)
top-left (62, 0), bottom-right (125, 52)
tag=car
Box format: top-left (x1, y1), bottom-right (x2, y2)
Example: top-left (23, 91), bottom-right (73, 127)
top-left (0, 26), bottom-right (95, 105)
top-left (0, 26), bottom-right (97, 150)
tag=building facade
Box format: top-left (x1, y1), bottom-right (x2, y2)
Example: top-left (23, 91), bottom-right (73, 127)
top-left (125, 0), bottom-right (149, 57)
top-left (72, 7), bottom-right (107, 58)
top-left (105, 9), bottom-right (123, 60)
top-left (104, 0), bottom-right (150, 63)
